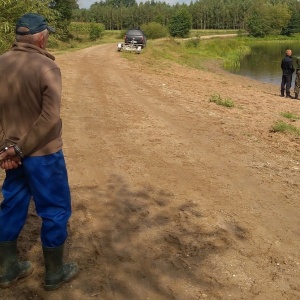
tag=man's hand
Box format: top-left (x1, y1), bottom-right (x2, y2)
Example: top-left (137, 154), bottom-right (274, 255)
top-left (0, 146), bottom-right (22, 170)
top-left (0, 159), bottom-right (20, 170)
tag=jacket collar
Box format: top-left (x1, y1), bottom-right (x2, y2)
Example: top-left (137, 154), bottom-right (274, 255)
top-left (11, 42), bottom-right (55, 61)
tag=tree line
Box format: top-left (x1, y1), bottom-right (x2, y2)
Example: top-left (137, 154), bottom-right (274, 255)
top-left (72, 0), bottom-right (300, 36)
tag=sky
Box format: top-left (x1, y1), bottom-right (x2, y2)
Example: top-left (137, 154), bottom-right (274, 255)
top-left (78, 0), bottom-right (188, 9)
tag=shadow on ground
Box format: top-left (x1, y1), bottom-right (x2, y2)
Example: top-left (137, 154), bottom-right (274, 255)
top-left (0, 174), bottom-right (249, 299)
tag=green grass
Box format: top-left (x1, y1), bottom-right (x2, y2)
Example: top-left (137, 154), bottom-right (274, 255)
top-left (141, 34), bottom-right (300, 73)
top-left (131, 36), bottom-right (252, 72)
top-left (272, 112), bottom-right (300, 136)
top-left (271, 120), bottom-right (300, 135)
top-left (280, 112), bottom-right (300, 120)
top-left (209, 93), bottom-right (234, 108)
top-left (49, 29), bottom-right (300, 75)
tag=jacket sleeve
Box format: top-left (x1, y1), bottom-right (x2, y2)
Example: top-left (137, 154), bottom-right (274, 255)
top-left (289, 59), bottom-right (295, 73)
top-left (0, 123), bottom-right (5, 150)
top-left (16, 68), bottom-right (62, 156)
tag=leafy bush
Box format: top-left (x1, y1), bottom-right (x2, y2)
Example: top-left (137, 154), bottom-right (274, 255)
top-left (89, 23), bottom-right (104, 41)
top-left (69, 22), bottom-right (92, 34)
top-left (141, 22), bottom-right (168, 39)
top-left (185, 38), bottom-right (200, 48)
top-left (47, 35), bottom-right (59, 48)
top-left (69, 22), bottom-right (105, 41)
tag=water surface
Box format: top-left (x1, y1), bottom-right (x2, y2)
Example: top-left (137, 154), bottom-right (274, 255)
top-left (232, 43), bottom-right (300, 87)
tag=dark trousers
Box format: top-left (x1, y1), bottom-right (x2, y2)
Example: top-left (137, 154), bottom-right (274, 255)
top-left (281, 74), bottom-right (292, 95)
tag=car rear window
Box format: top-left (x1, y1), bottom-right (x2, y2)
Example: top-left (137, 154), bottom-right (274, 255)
top-left (127, 30), bottom-right (143, 35)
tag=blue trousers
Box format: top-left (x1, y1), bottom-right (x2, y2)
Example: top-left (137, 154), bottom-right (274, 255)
top-left (0, 150), bottom-right (71, 247)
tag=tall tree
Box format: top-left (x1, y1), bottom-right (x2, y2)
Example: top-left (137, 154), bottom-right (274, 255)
top-left (168, 7), bottom-right (192, 37)
top-left (50, 0), bottom-right (79, 40)
top-left (246, 0), bottom-right (291, 37)
top-left (281, 1), bottom-right (300, 35)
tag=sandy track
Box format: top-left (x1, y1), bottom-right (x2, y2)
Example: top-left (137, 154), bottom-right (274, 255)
top-left (1, 43), bottom-right (300, 299)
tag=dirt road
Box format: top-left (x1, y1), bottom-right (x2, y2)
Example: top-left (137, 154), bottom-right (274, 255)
top-left (1, 43), bottom-right (300, 300)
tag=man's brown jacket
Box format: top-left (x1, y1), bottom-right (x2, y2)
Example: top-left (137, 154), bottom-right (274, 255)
top-left (0, 42), bottom-right (63, 156)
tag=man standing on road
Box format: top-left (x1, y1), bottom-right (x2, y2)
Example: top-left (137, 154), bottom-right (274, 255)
top-left (0, 13), bottom-right (79, 290)
top-left (280, 49), bottom-right (295, 98)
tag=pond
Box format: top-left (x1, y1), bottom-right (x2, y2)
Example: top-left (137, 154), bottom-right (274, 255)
top-left (231, 43), bottom-right (300, 87)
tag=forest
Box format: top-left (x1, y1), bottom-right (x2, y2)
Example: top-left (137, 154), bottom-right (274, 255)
top-left (73, 0), bottom-right (300, 35)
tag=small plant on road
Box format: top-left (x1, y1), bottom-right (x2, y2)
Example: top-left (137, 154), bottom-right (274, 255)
top-left (209, 93), bottom-right (234, 108)
top-left (271, 120), bottom-right (300, 135)
top-left (280, 111), bottom-right (300, 120)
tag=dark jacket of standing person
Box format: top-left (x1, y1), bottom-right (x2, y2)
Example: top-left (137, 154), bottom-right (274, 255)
top-left (0, 13), bottom-right (79, 291)
top-left (280, 49), bottom-right (294, 98)
top-left (281, 53), bottom-right (294, 75)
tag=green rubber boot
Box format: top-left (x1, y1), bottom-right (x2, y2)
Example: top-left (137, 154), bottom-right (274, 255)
top-left (0, 241), bottom-right (33, 288)
top-left (42, 243), bottom-right (79, 291)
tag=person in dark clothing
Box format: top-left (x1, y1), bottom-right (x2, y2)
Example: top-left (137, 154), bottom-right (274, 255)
top-left (281, 49), bottom-right (295, 98)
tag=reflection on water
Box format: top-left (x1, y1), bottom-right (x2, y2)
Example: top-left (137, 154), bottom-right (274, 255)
top-left (231, 43), bottom-right (300, 86)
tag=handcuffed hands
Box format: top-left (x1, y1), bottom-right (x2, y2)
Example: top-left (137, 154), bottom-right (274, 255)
top-left (0, 146), bottom-right (22, 170)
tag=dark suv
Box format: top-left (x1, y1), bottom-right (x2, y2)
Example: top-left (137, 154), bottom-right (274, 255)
top-left (124, 29), bottom-right (147, 48)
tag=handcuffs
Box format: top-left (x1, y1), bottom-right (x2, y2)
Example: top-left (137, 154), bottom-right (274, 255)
top-left (0, 145), bottom-right (24, 163)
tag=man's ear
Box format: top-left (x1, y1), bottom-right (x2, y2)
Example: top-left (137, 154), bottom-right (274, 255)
top-left (37, 32), bottom-right (45, 49)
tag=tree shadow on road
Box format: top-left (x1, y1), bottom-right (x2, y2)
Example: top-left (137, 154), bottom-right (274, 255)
top-left (67, 174), bottom-right (249, 299)
top-left (0, 174), bottom-right (250, 300)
